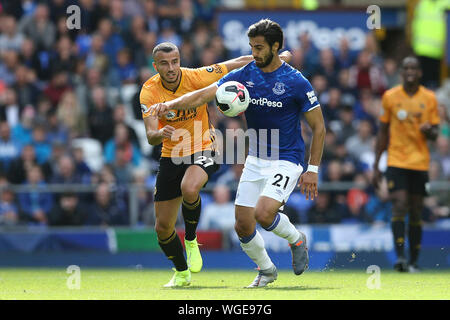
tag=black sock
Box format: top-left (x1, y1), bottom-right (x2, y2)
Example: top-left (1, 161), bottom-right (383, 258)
top-left (182, 196), bottom-right (201, 241)
top-left (158, 230), bottom-right (188, 271)
top-left (408, 222), bottom-right (423, 265)
top-left (391, 218), bottom-right (406, 259)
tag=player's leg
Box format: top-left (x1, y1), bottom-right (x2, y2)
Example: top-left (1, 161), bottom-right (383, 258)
top-left (235, 203), bottom-right (277, 288)
top-left (180, 165), bottom-right (209, 273)
top-left (255, 196), bottom-right (307, 275)
top-left (257, 161), bottom-right (307, 275)
top-left (406, 170), bottom-right (428, 272)
top-left (408, 193), bottom-right (424, 272)
top-left (386, 167), bottom-right (409, 272)
top-left (154, 198), bottom-right (191, 287)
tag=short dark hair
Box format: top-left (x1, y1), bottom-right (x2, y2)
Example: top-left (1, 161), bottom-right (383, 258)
top-left (402, 55), bottom-right (421, 70)
top-left (152, 42), bottom-right (179, 58)
top-left (247, 19), bottom-right (284, 51)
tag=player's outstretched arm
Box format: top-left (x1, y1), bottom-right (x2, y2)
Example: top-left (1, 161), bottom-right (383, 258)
top-left (373, 122), bottom-right (389, 189)
top-left (299, 107), bottom-right (325, 200)
top-left (149, 83), bottom-right (218, 118)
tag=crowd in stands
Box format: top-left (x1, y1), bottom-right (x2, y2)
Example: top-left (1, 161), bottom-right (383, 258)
top-left (0, 0), bottom-right (448, 228)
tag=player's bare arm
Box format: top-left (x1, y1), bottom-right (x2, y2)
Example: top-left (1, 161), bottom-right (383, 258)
top-left (149, 83), bottom-right (218, 118)
top-left (373, 122), bottom-right (389, 189)
top-left (144, 116), bottom-right (175, 145)
top-left (299, 107), bottom-right (325, 200)
top-left (420, 123), bottom-right (439, 141)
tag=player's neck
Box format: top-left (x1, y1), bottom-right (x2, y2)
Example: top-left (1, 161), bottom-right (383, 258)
top-left (259, 56), bottom-right (283, 73)
top-left (402, 83), bottom-right (420, 96)
top-left (161, 72), bottom-right (182, 92)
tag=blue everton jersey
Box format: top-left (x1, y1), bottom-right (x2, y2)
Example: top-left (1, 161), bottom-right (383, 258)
top-left (216, 61), bottom-right (320, 166)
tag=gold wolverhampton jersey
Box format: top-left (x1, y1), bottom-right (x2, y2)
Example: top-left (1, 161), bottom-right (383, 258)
top-left (379, 85), bottom-right (440, 171)
top-left (140, 64), bottom-right (228, 158)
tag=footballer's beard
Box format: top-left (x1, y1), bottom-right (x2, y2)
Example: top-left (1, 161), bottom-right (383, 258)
top-left (255, 51), bottom-right (274, 68)
top-left (162, 71), bottom-right (180, 84)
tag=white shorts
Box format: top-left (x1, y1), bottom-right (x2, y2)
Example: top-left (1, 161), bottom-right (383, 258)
top-left (235, 155), bottom-right (304, 208)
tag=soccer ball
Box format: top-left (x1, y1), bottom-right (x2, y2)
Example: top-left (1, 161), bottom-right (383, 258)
top-left (215, 81), bottom-right (250, 117)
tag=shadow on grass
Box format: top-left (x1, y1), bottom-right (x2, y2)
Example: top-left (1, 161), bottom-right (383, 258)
top-left (164, 286), bottom-right (230, 290)
top-left (264, 286), bottom-right (339, 291)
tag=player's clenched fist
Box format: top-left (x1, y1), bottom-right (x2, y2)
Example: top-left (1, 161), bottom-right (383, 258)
top-left (159, 125), bottom-right (175, 139)
top-left (150, 102), bottom-right (170, 118)
top-left (298, 171), bottom-right (318, 200)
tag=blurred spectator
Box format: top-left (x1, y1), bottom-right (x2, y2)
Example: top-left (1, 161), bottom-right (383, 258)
top-left (365, 177), bottom-right (392, 225)
top-left (348, 49), bottom-right (386, 95)
top-left (104, 122), bottom-right (142, 167)
top-left (156, 21), bottom-right (181, 47)
top-left (50, 154), bottom-right (90, 185)
top-left (43, 69), bottom-right (72, 108)
top-left (314, 48), bottom-right (339, 86)
top-left (131, 168), bottom-right (154, 225)
top-left (321, 87), bottom-right (343, 123)
top-left (143, 0), bottom-right (160, 34)
top-left (333, 105), bottom-right (356, 144)
top-left (335, 37), bottom-right (356, 70)
top-left (12, 64), bottom-right (40, 108)
top-left (0, 187), bottom-right (19, 226)
top-left (18, 3), bottom-right (56, 52)
top-left (51, 36), bottom-right (77, 74)
top-left (6, 143), bottom-right (51, 184)
top-left (109, 48), bottom-right (138, 87)
top-left (11, 105), bottom-right (34, 146)
top-left (431, 136), bottom-right (450, 179)
top-left (46, 110), bottom-right (69, 145)
top-left (134, 31), bottom-right (158, 70)
top-left (0, 50), bottom-right (20, 86)
top-left (0, 14), bottom-right (24, 54)
top-left (297, 32), bottom-right (319, 77)
top-left (199, 184), bottom-right (235, 230)
top-left (19, 37), bottom-right (50, 81)
top-left (0, 87), bottom-right (20, 128)
top-left (179, 0), bottom-right (195, 36)
top-left (112, 147), bottom-right (135, 184)
top-left (383, 58), bottom-right (401, 89)
top-left (345, 119), bottom-right (375, 163)
top-left (87, 86), bottom-right (115, 145)
top-left (113, 104), bottom-right (140, 147)
top-left (85, 33), bottom-right (109, 73)
top-left (122, 15), bottom-right (147, 62)
top-left (56, 91), bottom-right (88, 140)
top-left (157, 0), bottom-right (182, 32)
top-left (344, 174), bottom-right (372, 223)
top-left (307, 192), bottom-right (346, 224)
top-left (109, 0), bottom-right (130, 35)
top-left (48, 192), bottom-right (88, 226)
top-left (86, 182), bottom-right (127, 226)
top-left (17, 165), bottom-right (53, 225)
top-left (0, 121), bottom-right (21, 174)
top-left (97, 17), bottom-right (125, 67)
top-left (216, 163), bottom-right (244, 191)
top-left (30, 123), bottom-right (52, 165)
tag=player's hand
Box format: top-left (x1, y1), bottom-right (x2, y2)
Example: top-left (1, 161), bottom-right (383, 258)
top-left (420, 122), bottom-right (431, 133)
top-left (279, 50), bottom-right (292, 63)
top-left (372, 167), bottom-right (382, 190)
top-left (298, 171), bottom-right (318, 200)
top-left (158, 125), bottom-right (175, 139)
top-left (149, 102), bottom-right (170, 118)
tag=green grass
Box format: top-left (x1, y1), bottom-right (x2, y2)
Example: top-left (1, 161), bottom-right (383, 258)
top-left (0, 268), bottom-right (449, 300)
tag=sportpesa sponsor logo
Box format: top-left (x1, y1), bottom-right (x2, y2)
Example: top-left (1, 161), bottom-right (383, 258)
top-left (251, 97), bottom-right (283, 108)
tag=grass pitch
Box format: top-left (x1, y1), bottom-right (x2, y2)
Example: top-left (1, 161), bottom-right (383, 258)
top-left (0, 268), bottom-right (449, 300)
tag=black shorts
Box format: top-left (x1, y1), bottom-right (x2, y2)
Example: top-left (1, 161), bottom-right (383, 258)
top-left (154, 151), bottom-right (220, 201)
top-left (385, 166), bottom-right (429, 195)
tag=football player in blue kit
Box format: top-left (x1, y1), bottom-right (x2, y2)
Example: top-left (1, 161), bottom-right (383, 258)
top-left (149, 19), bottom-right (326, 287)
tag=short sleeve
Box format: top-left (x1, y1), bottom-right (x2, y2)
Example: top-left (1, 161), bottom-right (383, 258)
top-left (379, 92), bottom-right (391, 123)
top-left (297, 77), bottom-right (320, 113)
top-left (216, 66), bottom-right (243, 88)
top-left (428, 94), bottom-right (441, 125)
top-left (139, 85), bottom-right (158, 119)
top-left (188, 63), bottom-right (229, 89)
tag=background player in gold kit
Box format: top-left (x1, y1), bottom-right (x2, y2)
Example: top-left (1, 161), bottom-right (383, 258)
top-left (373, 56), bottom-right (440, 272)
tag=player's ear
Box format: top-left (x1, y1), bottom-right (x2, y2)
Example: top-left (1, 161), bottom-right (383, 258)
top-left (272, 41), bottom-right (280, 53)
top-left (152, 61), bottom-right (157, 70)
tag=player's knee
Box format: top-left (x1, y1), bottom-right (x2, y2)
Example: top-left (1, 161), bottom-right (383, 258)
top-left (155, 220), bottom-right (173, 239)
top-left (234, 221), bottom-right (253, 238)
top-left (180, 181), bottom-right (201, 202)
top-left (254, 207), bottom-right (274, 229)
top-left (392, 197), bottom-right (408, 216)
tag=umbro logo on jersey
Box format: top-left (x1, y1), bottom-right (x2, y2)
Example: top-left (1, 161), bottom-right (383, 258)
top-left (246, 81), bottom-right (254, 88)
